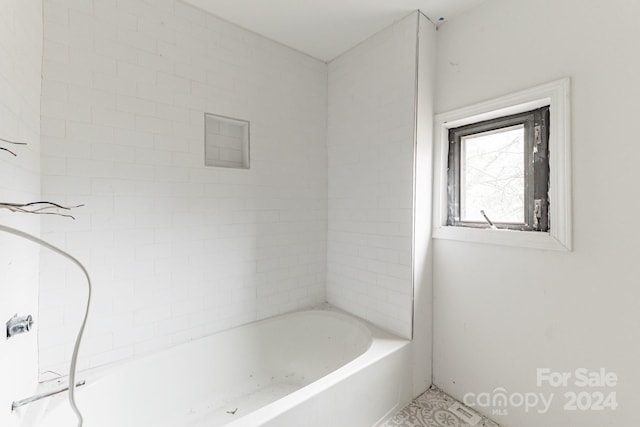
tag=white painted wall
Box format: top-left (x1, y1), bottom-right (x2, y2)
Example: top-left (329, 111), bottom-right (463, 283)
top-left (39, 0), bottom-right (327, 376)
top-left (433, 0), bottom-right (640, 426)
top-left (327, 13), bottom-right (419, 339)
top-left (0, 1), bottom-right (43, 425)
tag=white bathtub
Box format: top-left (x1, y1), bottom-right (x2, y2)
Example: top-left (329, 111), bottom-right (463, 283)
top-left (23, 308), bottom-right (412, 427)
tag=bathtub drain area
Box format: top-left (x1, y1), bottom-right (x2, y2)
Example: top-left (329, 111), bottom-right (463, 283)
top-left (178, 373), bottom-right (307, 426)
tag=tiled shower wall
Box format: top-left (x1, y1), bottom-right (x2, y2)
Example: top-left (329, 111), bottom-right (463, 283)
top-left (39, 0), bottom-right (327, 375)
top-left (0, 1), bottom-right (42, 425)
top-left (326, 14), bottom-right (418, 338)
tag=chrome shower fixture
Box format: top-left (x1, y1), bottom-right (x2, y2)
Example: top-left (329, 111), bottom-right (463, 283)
top-left (6, 314), bottom-right (33, 338)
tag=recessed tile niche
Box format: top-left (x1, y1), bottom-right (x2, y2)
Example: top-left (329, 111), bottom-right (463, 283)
top-left (204, 113), bottom-right (250, 169)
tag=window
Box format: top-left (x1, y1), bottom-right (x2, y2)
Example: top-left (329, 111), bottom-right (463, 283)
top-left (447, 107), bottom-right (549, 231)
top-left (431, 78), bottom-right (572, 251)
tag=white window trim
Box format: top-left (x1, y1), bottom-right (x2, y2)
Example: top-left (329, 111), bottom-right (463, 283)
top-left (432, 78), bottom-right (572, 251)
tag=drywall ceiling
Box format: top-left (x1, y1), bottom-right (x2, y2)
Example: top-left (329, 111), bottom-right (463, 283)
top-left (182, 0), bottom-right (486, 61)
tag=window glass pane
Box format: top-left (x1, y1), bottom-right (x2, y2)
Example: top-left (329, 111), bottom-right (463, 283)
top-left (460, 124), bottom-right (525, 223)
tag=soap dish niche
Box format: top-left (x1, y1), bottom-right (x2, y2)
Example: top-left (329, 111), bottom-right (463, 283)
top-left (204, 113), bottom-right (250, 169)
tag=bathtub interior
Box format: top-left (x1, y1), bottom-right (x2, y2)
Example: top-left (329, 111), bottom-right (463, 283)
top-left (27, 309), bottom-right (391, 427)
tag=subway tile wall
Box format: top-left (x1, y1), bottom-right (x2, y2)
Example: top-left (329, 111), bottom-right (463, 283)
top-left (326, 13), bottom-right (418, 338)
top-left (0, 1), bottom-right (43, 425)
top-left (39, 0), bottom-right (328, 376)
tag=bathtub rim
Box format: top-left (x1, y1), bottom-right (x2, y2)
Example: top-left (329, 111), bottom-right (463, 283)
top-left (223, 307), bottom-right (411, 427)
top-left (22, 305), bottom-right (410, 426)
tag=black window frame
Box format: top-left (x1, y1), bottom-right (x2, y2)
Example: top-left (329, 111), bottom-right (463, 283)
top-left (447, 106), bottom-right (550, 232)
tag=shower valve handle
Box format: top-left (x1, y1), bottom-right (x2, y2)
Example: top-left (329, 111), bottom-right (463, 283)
top-left (6, 314), bottom-right (33, 338)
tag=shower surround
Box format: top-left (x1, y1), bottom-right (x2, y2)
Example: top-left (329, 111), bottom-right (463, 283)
top-left (39, 0), bottom-right (328, 376)
top-left (37, 0), bottom-right (429, 397)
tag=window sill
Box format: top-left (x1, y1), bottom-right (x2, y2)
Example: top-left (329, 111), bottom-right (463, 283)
top-left (433, 225), bottom-right (570, 251)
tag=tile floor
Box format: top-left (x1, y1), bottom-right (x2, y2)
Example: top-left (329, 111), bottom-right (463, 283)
top-left (382, 386), bottom-right (501, 427)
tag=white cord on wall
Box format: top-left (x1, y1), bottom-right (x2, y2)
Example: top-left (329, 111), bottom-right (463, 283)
top-left (0, 224), bottom-right (91, 427)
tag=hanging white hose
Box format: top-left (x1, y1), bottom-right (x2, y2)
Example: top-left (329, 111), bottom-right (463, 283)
top-left (0, 224), bottom-right (91, 426)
